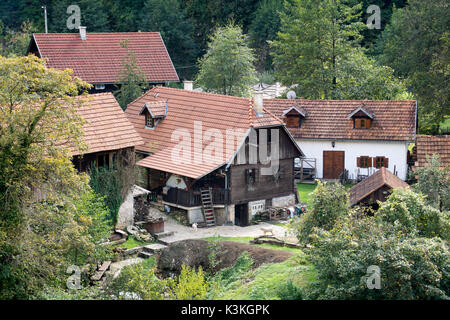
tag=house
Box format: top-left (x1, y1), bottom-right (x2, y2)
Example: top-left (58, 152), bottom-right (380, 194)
top-left (69, 92), bottom-right (144, 171)
top-left (264, 99), bottom-right (417, 181)
top-left (125, 87), bottom-right (304, 227)
top-left (413, 135), bottom-right (449, 170)
top-left (252, 82), bottom-right (287, 99)
top-left (348, 167), bottom-right (409, 208)
top-left (27, 27), bottom-right (179, 93)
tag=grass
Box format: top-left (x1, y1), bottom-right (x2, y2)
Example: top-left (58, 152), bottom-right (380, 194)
top-left (117, 237), bottom-right (149, 249)
top-left (297, 183), bottom-right (317, 206)
top-left (141, 256), bottom-right (157, 269)
top-left (203, 236), bottom-right (301, 253)
top-left (211, 254), bottom-right (316, 300)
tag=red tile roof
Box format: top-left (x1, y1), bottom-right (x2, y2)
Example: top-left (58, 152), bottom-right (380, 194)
top-left (30, 32), bottom-right (179, 84)
top-left (125, 87), bottom-right (287, 179)
top-left (349, 167), bottom-right (409, 206)
top-left (414, 135), bottom-right (450, 169)
top-left (263, 99), bottom-right (417, 141)
top-left (71, 93), bottom-right (144, 155)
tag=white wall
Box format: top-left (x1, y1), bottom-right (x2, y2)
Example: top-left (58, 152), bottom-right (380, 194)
top-left (166, 174), bottom-right (187, 189)
top-left (296, 139), bottom-right (409, 180)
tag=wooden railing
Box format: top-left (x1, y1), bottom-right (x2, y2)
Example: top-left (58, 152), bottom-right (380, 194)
top-left (163, 187), bottom-right (229, 207)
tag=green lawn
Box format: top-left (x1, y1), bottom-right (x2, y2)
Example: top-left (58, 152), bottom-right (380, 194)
top-left (117, 237), bottom-right (149, 249)
top-left (203, 236), bottom-right (302, 254)
top-left (297, 183), bottom-right (317, 206)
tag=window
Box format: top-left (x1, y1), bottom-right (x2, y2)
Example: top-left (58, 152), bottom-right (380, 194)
top-left (285, 116), bottom-right (301, 128)
top-left (354, 118), bottom-right (371, 129)
top-left (374, 156), bottom-right (389, 168)
top-left (357, 156), bottom-right (371, 168)
top-left (145, 114), bottom-right (154, 128)
top-left (245, 168), bottom-right (257, 185)
top-left (96, 153), bottom-right (110, 168)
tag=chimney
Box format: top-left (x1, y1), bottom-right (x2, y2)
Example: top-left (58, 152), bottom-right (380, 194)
top-left (252, 90), bottom-right (264, 115)
top-left (79, 26), bottom-right (86, 40)
top-left (183, 80), bottom-right (193, 91)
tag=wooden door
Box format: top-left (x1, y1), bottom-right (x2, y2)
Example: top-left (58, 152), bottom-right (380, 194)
top-left (323, 151), bottom-right (345, 179)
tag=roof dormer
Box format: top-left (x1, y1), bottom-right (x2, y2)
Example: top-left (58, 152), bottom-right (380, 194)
top-left (348, 106), bottom-right (373, 129)
top-left (139, 99), bottom-right (168, 129)
top-left (282, 106), bottom-right (307, 128)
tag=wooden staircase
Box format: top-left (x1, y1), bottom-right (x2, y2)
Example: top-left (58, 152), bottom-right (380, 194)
top-left (200, 188), bottom-right (216, 227)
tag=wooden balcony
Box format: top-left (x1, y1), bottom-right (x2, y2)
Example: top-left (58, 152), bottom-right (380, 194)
top-left (162, 187), bottom-right (229, 207)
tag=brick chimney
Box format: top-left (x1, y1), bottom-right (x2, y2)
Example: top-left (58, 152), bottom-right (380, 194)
top-left (79, 26), bottom-right (86, 40)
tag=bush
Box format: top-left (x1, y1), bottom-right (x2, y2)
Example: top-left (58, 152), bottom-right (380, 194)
top-left (291, 180), bottom-right (348, 243)
top-left (307, 216), bottom-right (449, 299)
top-left (376, 188), bottom-right (449, 239)
top-left (170, 265), bottom-right (209, 300)
top-left (411, 154), bottom-right (450, 211)
top-left (277, 280), bottom-right (304, 300)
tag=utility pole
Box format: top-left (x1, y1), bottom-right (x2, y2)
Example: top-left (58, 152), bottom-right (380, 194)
top-left (42, 5), bottom-right (48, 33)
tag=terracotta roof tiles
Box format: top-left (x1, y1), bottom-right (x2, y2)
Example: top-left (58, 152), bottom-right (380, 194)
top-left (31, 32), bottom-right (179, 84)
top-left (414, 135), bottom-right (450, 169)
top-left (263, 99), bottom-right (417, 141)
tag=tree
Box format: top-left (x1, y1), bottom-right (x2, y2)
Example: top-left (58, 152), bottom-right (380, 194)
top-left (195, 24), bottom-right (257, 96)
top-left (307, 216), bottom-right (449, 299)
top-left (248, 0), bottom-right (282, 71)
top-left (376, 0), bottom-right (449, 134)
top-left (376, 188), bottom-right (449, 239)
top-left (0, 55), bottom-right (111, 298)
top-left (411, 154), bottom-right (450, 211)
top-left (139, 0), bottom-right (198, 79)
top-left (271, 0), bottom-right (365, 99)
top-left (291, 181), bottom-right (348, 243)
top-left (50, 0), bottom-right (110, 33)
top-left (114, 40), bottom-right (148, 110)
top-left (0, 20), bottom-right (37, 57)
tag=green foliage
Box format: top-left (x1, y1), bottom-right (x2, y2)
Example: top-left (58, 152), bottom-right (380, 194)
top-left (214, 251), bottom-right (254, 287)
top-left (114, 40), bottom-right (148, 110)
top-left (89, 164), bottom-right (124, 226)
top-left (0, 20), bottom-right (37, 57)
top-left (195, 23), bottom-right (257, 96)
top-left (105, 263), bottom-right (208, 300)
top-left (411, 154), bottom-right (450, 211)
top-left (307, 216), bottom-right (449, 299)
top-left (0, 55), bottom-right (105, 298)
top-left (276, 280), bottom-right (304, 300)
top-left (139, 0), bottom-right (198, 79)
top-left (376, 188), bottom-right (449, 240)
top-left (291, 181), bottom-right (348, 243)
top-left (248, 0), bottom-right (282, 71)
top-left (376, 0), bottom-right (449, 134)
top-left (105, 263), bottom-right (169, 300)
top-left (171, 265), bottom-right (209, 300)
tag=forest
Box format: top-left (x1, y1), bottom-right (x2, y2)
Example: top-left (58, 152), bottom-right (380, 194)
top-left (0, 0), bottom-right (448, 134)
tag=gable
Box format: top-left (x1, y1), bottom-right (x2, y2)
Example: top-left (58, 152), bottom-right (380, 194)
top-left (30, 32), bottom-right (179, 84)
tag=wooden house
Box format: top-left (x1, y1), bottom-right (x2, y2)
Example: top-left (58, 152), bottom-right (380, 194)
top-left (125, 87), bottom-right (304, 227)
top-left (69, 93), bottom-right (144, 171)
top-left (27, 28), bottom-right (179, 93)
top-left (348, 167), bottom-right (409, 208)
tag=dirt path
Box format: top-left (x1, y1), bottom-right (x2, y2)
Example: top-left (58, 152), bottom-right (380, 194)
top-left (161, 214), bottom-right (297, 244)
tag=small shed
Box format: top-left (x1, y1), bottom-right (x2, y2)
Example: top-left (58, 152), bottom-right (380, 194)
top-left (349, 167), bottom-right (409, 208)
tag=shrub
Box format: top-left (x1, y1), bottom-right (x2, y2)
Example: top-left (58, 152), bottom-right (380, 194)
top-left (307, 216), bottom-right (449, 299)
top-left (376, 188), bottom-right (449, 239)
top-left (291, 180), bottom-right (348, 243)
top-left (411, 154), bottom-right (450, 211)
top-left (170, 265), bottom-right (209, 300)
top-left (277, 280), bottom-right (304, 300)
